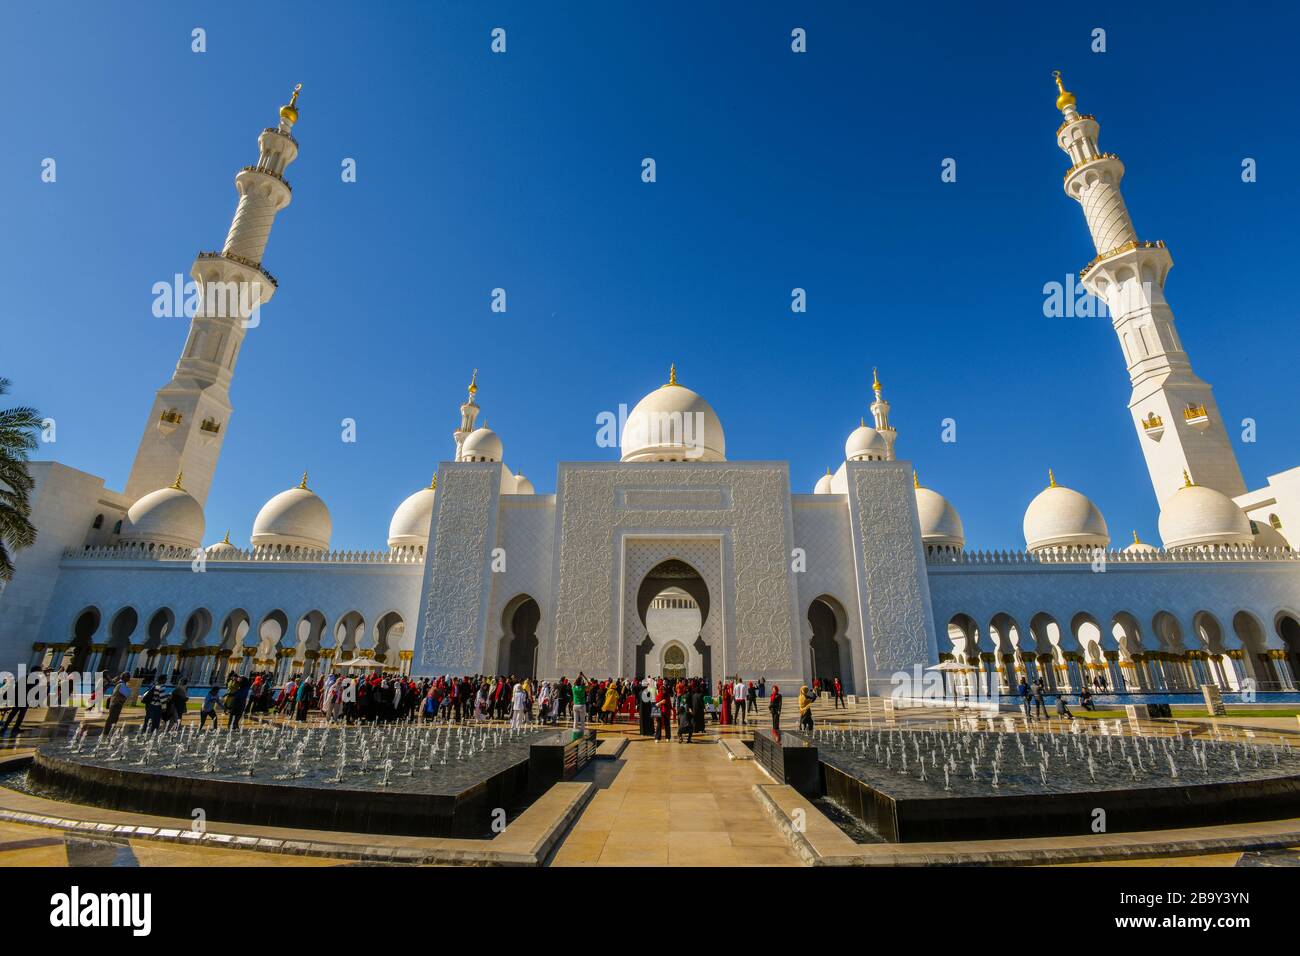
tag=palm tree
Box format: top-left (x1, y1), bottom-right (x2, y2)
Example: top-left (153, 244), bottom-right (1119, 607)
top-left (0, 378), bottom-right (42, 582)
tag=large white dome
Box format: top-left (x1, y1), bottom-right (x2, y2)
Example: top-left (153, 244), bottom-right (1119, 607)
top-left (813, 468), bottom-right (834, 494)
top-left (620, 365), bottom-right (725, 462)
top-left (513, 473), bottom-right (536, 495)
top-left (845, 420), bottom-right (889, 462)
top-left (251, 474), bottom-right (332, 551)
top-left (1158, 477), bottom-right (1252, 550)
top-left (461, 426), bottom-right (503, 462)
top-left (1023, 472), bottom-right (1109, 552)
top-left (122, 478), bottom-right (204, 550)
top-left (915, 481), bottom-right (964, 550)
top-left (387, 479), bottom-right (436, 550)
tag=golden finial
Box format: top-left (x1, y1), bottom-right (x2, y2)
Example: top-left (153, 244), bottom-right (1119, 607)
top-left (872, 367), bottom-right (882, 397)
top-left (826, 466), bottom-right (832, 476)
top-left (298, 471), bottom-right (309, 490)
top-left (667, 363), bottom-right (678, 386)
top-left (279, 83), bottom-right (303, 126)
top-left (1132, 529), bottom-right (1140, 544)
top-left (860, 417), bottom-right (866, 428)
top-left (1052, 70), bottom-right (1076, 112)
top-left (222, 529), bottom-right (232, 545)
top-left (913, 470), bottom-right (920, 490)
top-left (171, 471), bottom-right (184, 490)
top-left (467, 368), bottom-right (478, 397)
top-left (1048, 468), bottom-right (1057, 488)
top-left (1182, 469), bottom-right (1194, 488)
top-left (429, 474), bottom-right (438, 490)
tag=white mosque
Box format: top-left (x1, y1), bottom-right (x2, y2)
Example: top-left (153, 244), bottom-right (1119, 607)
top-left (3, 77), bottom-right (1299, 698)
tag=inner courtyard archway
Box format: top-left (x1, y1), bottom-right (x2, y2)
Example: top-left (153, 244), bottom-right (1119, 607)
top-left (636, 559), bottom-right (711, 682)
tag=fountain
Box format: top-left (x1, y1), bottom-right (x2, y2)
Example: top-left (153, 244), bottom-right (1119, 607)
top-left (785, 725), bottom-right (1300, 843)
top-left (26, 721), bottom-right (578, 838)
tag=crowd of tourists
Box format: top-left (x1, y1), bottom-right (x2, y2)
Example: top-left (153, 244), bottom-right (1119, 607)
top-left (82, 667), bottom-right (840, 741)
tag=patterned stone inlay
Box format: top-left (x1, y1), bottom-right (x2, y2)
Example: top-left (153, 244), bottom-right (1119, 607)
top-left (552, 466), bottom-right (796, 675)
top-left (418, 466), bottom-right (497, 672)
top-left (850, 464), bottom-right (933, 674)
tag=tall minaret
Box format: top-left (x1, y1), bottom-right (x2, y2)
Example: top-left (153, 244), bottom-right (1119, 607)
top-left (452, 369), bottom-right (481, 460)
top-left (124, 85), bottom-right (303, 507)
top-left (869, 367), bottom-right (898, 460)
top-left (1053, 71), bottom-right (1245, 506)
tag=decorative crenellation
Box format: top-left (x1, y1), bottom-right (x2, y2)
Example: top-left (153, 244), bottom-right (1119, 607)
top-left (926, 545), bottom-right (1298, 567)
top-left (62, 543), bottom-right (426, 564)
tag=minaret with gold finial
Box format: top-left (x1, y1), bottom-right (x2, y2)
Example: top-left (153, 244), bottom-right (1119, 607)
top-left (1053, 71), bottom-right (1245, 507)
top-left (453, 369), bottom-right (482, 461)
top-left (125, 85), bottom-right (304, 508)
top-left (868, 367), bottom-right (897, 460)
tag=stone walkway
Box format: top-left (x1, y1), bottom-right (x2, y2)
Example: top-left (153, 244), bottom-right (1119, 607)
top-left (549, 734), bottom-right (798, 866)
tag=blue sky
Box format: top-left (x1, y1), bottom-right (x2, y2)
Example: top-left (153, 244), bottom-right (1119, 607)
top-left (4, 1), bottom-right (1298, 550)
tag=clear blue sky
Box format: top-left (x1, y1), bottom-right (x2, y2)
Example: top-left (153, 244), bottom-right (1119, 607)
top-left (4, 1), bottom-right (1298, 550)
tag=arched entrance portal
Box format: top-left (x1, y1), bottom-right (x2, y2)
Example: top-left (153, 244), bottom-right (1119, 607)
top-left (808, 597), bottom-right (850, 690)
top-left (499, 596), bottom-right (540, 678)
top-left (636, 560), bottom-right (711, 683)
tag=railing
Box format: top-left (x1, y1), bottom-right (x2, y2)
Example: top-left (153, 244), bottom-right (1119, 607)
top-left (262, 127), bottom-right (298, 147)
top-left (194, 250), bottom-right (278, 288)
top-left (62, 543), bottom-right (426, 565)
top-left (1080, 239), bottom-right (1166, 281)
top-left (1063, 151), bottom-right (1120, 182)
top-left (926, 545), bottom-right (1298, 567)
top-left (240, 165), bottom-right (292, 192)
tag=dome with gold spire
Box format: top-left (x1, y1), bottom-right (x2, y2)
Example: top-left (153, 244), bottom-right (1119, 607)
top-left (914, 471), bottom-right (965, 551)
top-left (121, 473), bottom-right (205, 550)
top-left (252, 472), bottom-right (332, 552)
top-left (388, 475), bottom-right (437, 551)
top-left (1158, 471), bottom-right (1252, 551)
top-left (621, 364), bottom-right (725, 462)
top-left (1023, 469), bottom-right (1109, 553)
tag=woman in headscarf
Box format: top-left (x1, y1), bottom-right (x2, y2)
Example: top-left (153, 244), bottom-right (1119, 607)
top-left (511, 682), bottom-right (528, 730)
top-left (768, 684), bottom-right (782, 730)
top-left (798, 685), bottom-right (814, 732)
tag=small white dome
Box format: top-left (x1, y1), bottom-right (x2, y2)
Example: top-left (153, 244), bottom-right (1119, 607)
top-left (915, 485), bottom-right (964, 550)
top-left (388, 480), bottom-right (436, 550)
top-left (813, 470), bottom-right (834, 494)
top-left (1249, 519), bottom-right (1290, 550)
top-left (122, 480), bottom-right (204, 550)
top-left (1158, 479), bottom-right (1252, 550)
top-left (845, 420), bottom-right (888, 462)
top-left (620, 365), bottom-right (725, 462)
top-left (1023, 472), bottom-right (1109, 552)
top-left (205, 531), bottom-right (239, 555)
top-left (251, 474), bottom-right (332, 551)
top-left (1123, 531), bottom-right (1159, 553)
top-left (513, 473), bottom-right (536, 495)
top-left (461, 426), bottom-right (503, 462)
